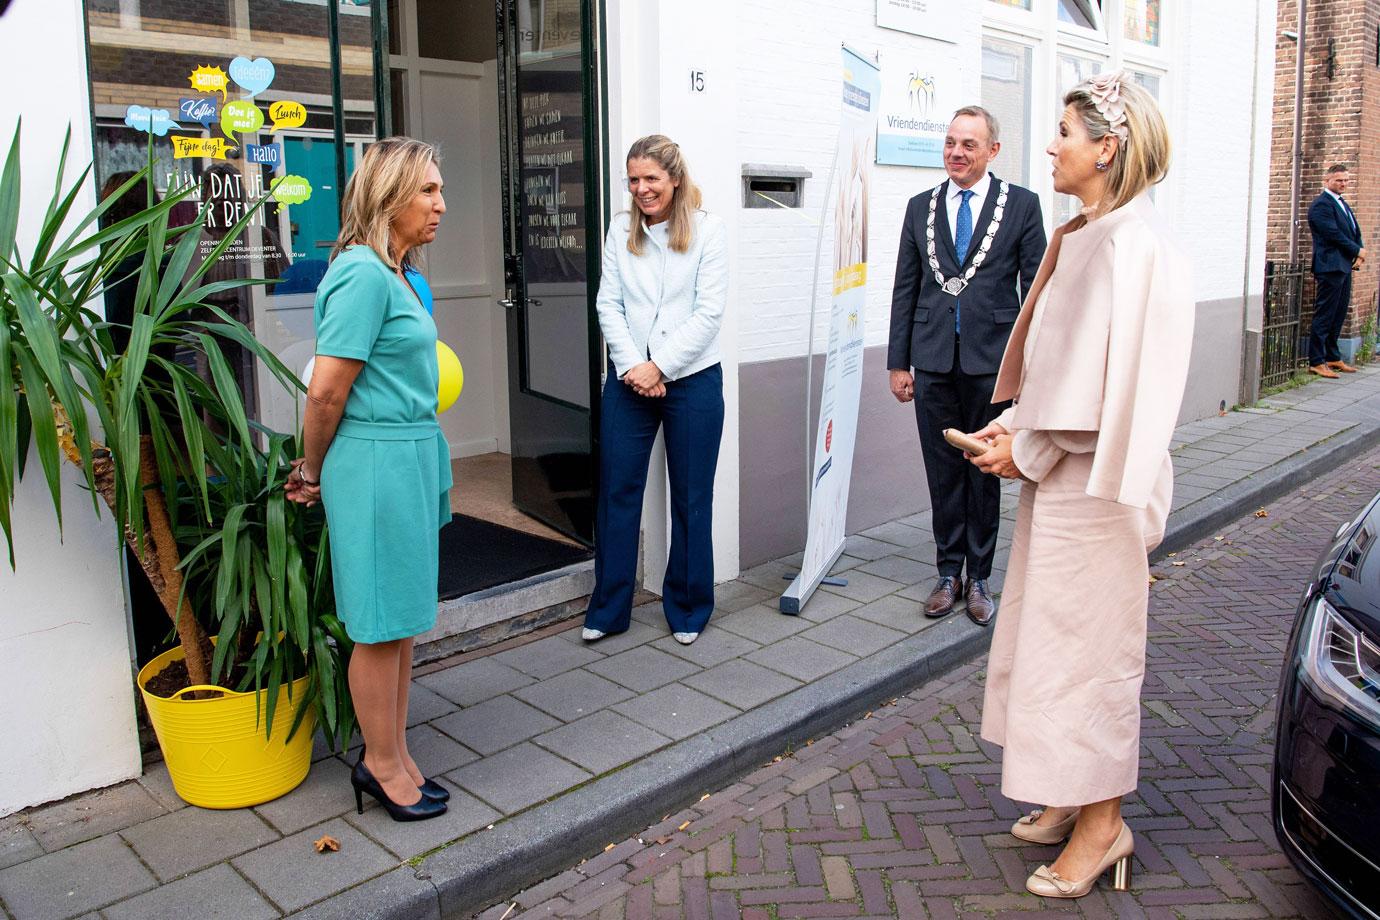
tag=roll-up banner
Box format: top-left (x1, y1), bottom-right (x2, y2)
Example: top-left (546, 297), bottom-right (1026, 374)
top-left (781, 46), bottom-right (879, 615)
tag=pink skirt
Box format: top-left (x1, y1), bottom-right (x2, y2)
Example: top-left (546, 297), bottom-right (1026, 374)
top-left (980, 449), bottom-right (1172, 807)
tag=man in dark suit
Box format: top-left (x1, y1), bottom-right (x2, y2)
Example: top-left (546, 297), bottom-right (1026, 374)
top-left (1307, 163), bottom-right (1367, 378)
top-left (887, 106), bottom-right (1045, 627)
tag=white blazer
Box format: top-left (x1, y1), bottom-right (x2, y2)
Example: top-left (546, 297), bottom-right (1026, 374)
top-left (595, 209), bottom-right (727, 382)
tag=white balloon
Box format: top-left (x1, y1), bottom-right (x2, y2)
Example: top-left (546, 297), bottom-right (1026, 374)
top-left (301, 356), bottom-right (315, 388)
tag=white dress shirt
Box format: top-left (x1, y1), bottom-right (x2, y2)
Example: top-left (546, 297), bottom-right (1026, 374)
top-left (946, 171), bottom-right (993, 247)
top-left (1325, 188), bottom-right (1359, 233)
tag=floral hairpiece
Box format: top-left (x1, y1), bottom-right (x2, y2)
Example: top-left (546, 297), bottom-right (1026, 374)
top-left (1085, 71), bottom-right (1130, 145)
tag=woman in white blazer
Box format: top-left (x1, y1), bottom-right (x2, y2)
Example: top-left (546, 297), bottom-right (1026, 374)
top-left (581, 135), bottom-right (728, 646)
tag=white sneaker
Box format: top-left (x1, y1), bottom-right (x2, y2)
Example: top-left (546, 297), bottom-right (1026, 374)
top-left (581, 627), bottom-right (606, 642)
top-left (673, 632), bottom-right (699, 645)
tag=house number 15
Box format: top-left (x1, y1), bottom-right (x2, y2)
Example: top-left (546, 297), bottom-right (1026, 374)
top-left (689, 70), bottom-right (706, 92)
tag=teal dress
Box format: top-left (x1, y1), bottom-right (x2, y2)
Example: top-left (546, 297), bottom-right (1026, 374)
top-left (314, 246), bottom-right (453, 643)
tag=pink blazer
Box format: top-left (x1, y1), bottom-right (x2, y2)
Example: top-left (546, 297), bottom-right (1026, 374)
top-left (992, 195), bottom-right (1195, 508)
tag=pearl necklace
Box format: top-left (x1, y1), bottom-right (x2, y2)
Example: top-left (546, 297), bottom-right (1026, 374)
top-left (926, 179), bottom-right (1009, 297)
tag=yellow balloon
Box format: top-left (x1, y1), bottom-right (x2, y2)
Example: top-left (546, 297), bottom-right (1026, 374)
top-left (437, 341), bottom-right (463, 413)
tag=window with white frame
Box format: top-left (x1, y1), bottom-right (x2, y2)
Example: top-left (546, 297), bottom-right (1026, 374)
top-left (1123, 0), bottom-right (1162, 46)
top-left (982, 37), bottom-right (1035, 187)
top-left (1058, 0), bottom-right (1102, 30)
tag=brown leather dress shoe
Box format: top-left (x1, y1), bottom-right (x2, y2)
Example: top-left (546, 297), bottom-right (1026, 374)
top-left (965, 578), bottom-right (995, 626)
top-left (1327, 360), bottom-right (1358, 373)
top-left (1309, 364), bottom-right (1340, 379)
top-left (924, 575), bottom-right (962, 618)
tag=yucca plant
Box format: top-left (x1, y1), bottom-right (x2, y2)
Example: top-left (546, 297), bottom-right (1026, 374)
top-left (0, 121), bottom-right (354, 747)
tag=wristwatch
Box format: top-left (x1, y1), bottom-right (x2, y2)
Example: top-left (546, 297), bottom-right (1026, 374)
top-left (295, 466), bottom-right (319, 486)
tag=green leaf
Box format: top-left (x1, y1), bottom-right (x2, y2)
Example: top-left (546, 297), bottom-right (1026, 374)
top-left (198, 334), bottom-right (252, 451)
top-left (12, 348), bottom-right (62, 532)
top-left (215, 504), bottom-right (248, 616)
top-left (169, 375), bottom-right (210, 519)
top-left (0, 122), bottom-right (21, 266)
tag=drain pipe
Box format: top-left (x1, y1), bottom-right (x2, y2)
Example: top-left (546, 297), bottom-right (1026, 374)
top-left (1288, 0), bottom-right (1307, 264)
top-left (1239, 0), bottom-right (1265, 407)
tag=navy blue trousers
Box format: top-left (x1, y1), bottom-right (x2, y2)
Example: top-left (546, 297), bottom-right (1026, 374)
top-left (584, 363), bottom-right (724, 634)
top-left (1309, 270), bottom-right (1352, 366)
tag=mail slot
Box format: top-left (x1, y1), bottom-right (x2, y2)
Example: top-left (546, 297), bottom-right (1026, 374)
top-left (742, 164), bottom-right (812, 209)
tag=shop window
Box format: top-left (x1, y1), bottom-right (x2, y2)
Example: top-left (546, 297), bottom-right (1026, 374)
top-left (981, 38), bottom-right (1034, 188)
top-left (83, 0), bottom-right (381, 427)
top-left (1123, 0), bottom-right (1162, 46)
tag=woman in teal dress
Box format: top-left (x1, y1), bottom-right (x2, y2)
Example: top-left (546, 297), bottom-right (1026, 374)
top-left (285, 137), bottom-right (451, 822)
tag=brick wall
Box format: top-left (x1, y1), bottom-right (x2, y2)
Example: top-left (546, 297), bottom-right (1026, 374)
top-left (1268, 0), bottom-right (1380, 340)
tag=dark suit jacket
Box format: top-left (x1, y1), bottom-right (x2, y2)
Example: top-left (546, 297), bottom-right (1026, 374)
top-left (888, 175), bottom-right (1046, 375)
top-left (1309, 191), bottom-right (1364, 276)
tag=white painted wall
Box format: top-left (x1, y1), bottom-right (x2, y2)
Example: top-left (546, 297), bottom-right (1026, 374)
top-left (727, 0), bottom-right (1274, 364)
top-left (0, 0), bottom-right (142, 816)
top-left (735, 0), bottom-right (982, 367)
top-left (606, 0), bottom-right (744, 588)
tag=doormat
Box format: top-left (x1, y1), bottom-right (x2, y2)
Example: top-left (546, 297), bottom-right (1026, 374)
top-left (437, 514), bottom-right (592, 601)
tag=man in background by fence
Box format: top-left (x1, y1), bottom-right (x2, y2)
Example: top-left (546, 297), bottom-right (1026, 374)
top-left (1307, 163), bottom-right (1366, 379)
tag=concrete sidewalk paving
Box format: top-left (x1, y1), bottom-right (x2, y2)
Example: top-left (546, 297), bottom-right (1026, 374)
top-left (2, 367), bottom-right (1378, 920)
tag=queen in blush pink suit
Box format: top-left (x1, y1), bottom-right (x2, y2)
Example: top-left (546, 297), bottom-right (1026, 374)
top-left (966, 73), bottom-right (1193, 900)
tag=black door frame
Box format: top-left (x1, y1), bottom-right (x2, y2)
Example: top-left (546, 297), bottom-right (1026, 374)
top-left (370, 0), bottom-right (608, 548)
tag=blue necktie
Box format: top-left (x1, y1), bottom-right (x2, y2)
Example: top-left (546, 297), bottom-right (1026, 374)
top-left (954, 189), bottom-right (974, 335)
top-left (1339, 195), bottom-right (1358, 234)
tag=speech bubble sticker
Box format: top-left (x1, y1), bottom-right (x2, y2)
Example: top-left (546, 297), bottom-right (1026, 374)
top-left (268, 100), bottom-right (307, 133)
top-left (124, 105), bottom-right (178, 137)
top-left (171, 135), bottom-right (231, 160)
top-left (188, 65), bottom-right (229, 101)
top-left (229, 56), bottom-right (276, 96)
top-left (245, 143), bottom-right (281, 167)
top-left (270, 174), bottom-right (313, 206)
top-left (220, 100), bottom-right (264, 144)
top-left (178, 96), bottom-right (219, 128)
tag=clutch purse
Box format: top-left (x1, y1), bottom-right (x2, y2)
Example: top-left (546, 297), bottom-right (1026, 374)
top-left (943, 428), bottom-right (989, 456)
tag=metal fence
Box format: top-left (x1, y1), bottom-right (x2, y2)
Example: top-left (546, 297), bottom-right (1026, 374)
top-left (1260, 261), bottom-right (1311, 391)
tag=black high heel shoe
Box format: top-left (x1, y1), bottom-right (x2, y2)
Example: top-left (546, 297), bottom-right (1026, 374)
top-left (351, 759), bottom-right (447, 822)
top-left (356, 746), bottom-right (451, 803)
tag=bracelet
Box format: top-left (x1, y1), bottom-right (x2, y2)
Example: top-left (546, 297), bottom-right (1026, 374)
top-left (295, 466), bottom-right (319, 486)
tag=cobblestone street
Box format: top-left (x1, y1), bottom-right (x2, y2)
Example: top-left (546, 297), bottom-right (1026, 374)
top-left (478, 448), bottom-right (1380, 919)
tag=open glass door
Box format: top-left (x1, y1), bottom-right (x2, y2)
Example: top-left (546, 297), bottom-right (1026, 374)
top-left (496, 0), bottom-right (602, 545)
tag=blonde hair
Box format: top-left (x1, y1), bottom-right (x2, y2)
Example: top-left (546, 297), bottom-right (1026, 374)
top-left (332, 136), bottom-right (440, 269)
top-left (1063, 75), bottom-right (1170, 215)
top-left (625, 135), bottom-right (703, 256)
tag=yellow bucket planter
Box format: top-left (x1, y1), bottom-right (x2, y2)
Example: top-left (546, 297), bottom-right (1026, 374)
top-left (138, 645), bottom-right (316, 809)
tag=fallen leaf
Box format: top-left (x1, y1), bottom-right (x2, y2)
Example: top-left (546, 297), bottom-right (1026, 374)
top-left (1255, 508), bottom-right (1269, 518)
top-left (313, 834), bottom-right (340, 854)
top-left (678, 820), bottom-right (691, 831)
top-left (1167, 552), bottom-right (1176, 557)
top-left (1149, 575), bottom-right (1159, 584)
top-left (864, 711), bottom-right (873, 719)
top-left (604, 843), bottom-right (615, 852)
top-left (700, 793), bottom-right (711, 802)
top-left (1172, 561), bottom-right (1186, 567)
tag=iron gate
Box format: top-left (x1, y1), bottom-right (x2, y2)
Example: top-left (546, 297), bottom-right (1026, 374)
top-left (1260, 260), bottom-right (1311, 390)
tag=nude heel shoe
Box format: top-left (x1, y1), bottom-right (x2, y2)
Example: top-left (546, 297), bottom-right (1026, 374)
top-left (1026, 822), bottom-right (1134, 898)
top-left (1011, 807), bottom-right (1080, 844)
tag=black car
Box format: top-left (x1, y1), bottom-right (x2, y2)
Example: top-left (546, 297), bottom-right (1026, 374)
top-left (1274, 490), bottom-right (1380, 919)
